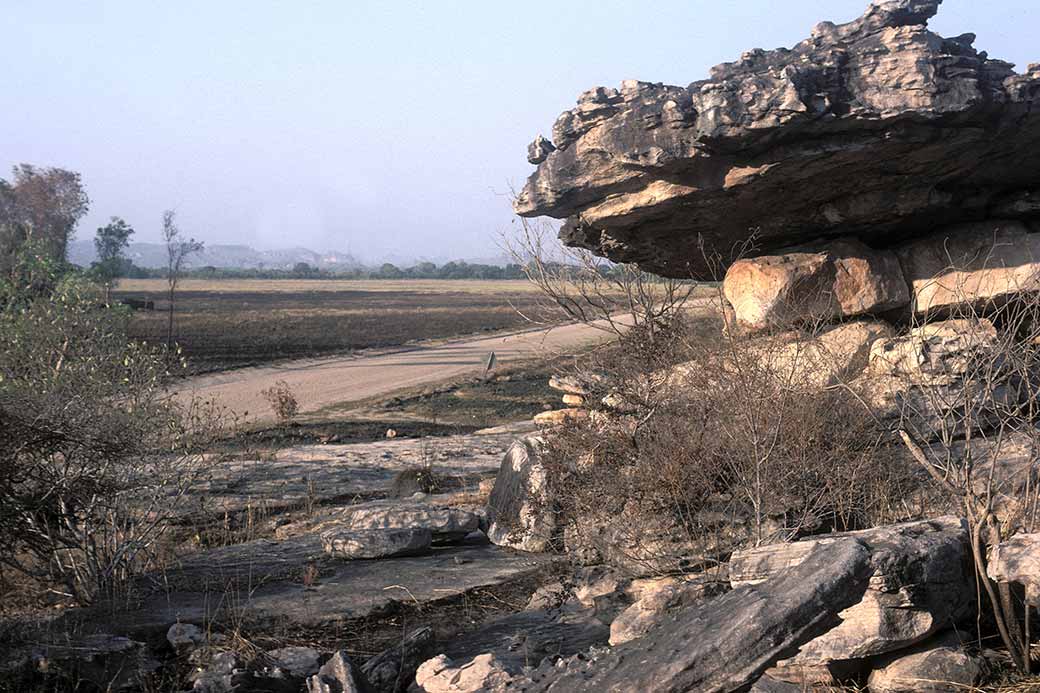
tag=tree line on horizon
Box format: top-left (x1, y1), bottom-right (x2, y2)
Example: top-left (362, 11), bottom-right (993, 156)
top-left (114, 259), bottom-right (533, 281)
top-left (0, 162), bottom-right (662, 286)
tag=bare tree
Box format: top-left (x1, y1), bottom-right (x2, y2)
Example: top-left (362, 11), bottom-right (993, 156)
top-left (162, 210), bottom-right (203, 349)
top-left (503, 216), bottom-right (698, 345)
top-left (887, 262), bottom-right (1040, 674)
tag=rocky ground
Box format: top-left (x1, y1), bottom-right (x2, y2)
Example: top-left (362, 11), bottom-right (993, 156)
top-left (6, 0), bottom-right (1040, 691)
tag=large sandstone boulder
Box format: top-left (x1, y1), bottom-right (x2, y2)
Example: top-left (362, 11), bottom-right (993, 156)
top-left (866, 318), bottom-right (998, 383)
top-left (486, 438), bottom-right (556, 552)
top-left (898, 220), bottom-right (1040, 316)
top-left (729, 517), bottom-right (971, 681)
top-left (285, 500), bottom-right (481, 545)
top-left (943, 432), bottom-right (1040, 530)
top-left (514, 1), bottom-right (1040, 279)
top-left (656, 320), bottom-right (893, 401)
top-left (752, 320), bottom-right (894, 389)
top-left (274, 500), bottom-right (483, 545)
top-left (723, 239), bottom-right (908, 331)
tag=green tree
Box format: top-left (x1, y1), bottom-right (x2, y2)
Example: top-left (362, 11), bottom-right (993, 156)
top-left (379, 262), bottom-right (403, 279)
top-left (92, 216), bottom-right (134, 302)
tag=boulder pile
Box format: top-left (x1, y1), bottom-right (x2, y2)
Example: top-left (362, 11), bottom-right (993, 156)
top-left (518, 0), bottom-right (1040, 443)
top-left (480, 0), bottom-right (1040, 690)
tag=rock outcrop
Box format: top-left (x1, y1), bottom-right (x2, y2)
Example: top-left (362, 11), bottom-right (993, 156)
top-left (293, 500), bottom-right (482, 545)
top-left (509, 539), bottom-right (875, 692)
top-left (608, 577), bottom-right (722, 646)
top-left (321, 527), bottom-right (433, 560)
top-left (307, 651), bottom-right (371, 693)
top-left (729, 517), bottom-right (972, 682)
top-left (361, 627), bottom-right (436, 693)
top-left (415, 653), bottom-right (514, 693)
top-left (515, 0), bottom-right (1040, 281)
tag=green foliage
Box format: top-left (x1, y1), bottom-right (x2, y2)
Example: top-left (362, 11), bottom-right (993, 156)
top-left (0, 243), bottom-right (218, 603)
top-left (91, 216), bottom-right (134, 292)
top-left (0, 239), bottom-right (67, 306)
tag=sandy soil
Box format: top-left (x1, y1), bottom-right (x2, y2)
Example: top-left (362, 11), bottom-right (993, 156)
top-left (176, 321), bottom-right (613, 424)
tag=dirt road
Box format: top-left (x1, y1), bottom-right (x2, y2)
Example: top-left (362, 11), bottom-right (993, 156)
top-left (176, 321), bottom-right (616, 424)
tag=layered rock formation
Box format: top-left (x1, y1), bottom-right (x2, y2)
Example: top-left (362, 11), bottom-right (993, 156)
top-left (515, 0), bottom-right (1040, 281)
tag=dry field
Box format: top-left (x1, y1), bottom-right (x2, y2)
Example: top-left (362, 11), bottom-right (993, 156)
top-left (113, 279), bottom-right (558, 372)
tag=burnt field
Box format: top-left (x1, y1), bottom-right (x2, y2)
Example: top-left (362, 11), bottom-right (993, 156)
top-left (113, 279), bottom-right (558, 373)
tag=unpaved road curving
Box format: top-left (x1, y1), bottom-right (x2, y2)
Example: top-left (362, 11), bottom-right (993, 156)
top-left (176, 320), bottom-right (617, 425)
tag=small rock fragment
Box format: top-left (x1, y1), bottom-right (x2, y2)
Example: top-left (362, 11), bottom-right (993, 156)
top-left (167, 623), bottom-right (205, 651)
top-left (306, 650), bottom-right (369, 693)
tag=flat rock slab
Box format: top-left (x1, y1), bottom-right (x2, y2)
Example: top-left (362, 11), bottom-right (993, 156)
top-left (280, 500), bottom-right (481, 543)
top-left (108, 535), bottom-right (552, 636)
top-left (179, 428), bottom-right (519, 520)
top-left (730, 517), bottom-right (970, 667)
top-left (322, 527), bottom-right (432, 559)
top-left (511, 539), bottom-right (874, 692)
top-left (440, 610), bottom-right (609, 673)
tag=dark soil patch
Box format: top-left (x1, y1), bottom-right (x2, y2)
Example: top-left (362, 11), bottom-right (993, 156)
top-left (214, 419), bottom-right (482, 452)
top-left (114, 284), bottom-right (558, 373)
top-left (379, 367), bottom-right (559, 428)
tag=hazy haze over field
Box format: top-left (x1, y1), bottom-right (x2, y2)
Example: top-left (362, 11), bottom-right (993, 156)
top-left (3, 1), bottom-right (1034, 263)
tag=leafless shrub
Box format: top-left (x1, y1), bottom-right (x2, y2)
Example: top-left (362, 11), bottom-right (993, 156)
top-left (162, 209), bottom-right (203, 349)
top-left (261, 380), bottom-right (299, 425)
top-left (891, 262), bottom-right (1040, 674)
top-left (502, 216), bottom-right (699, 343)
top-left (540, 312), bottom-right (915, 576)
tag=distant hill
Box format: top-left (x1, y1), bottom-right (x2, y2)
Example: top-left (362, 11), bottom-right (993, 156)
top-left (68, 240), bottom-right (362, 270)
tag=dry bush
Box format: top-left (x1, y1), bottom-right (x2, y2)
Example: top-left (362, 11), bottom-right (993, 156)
top-left (0, 253), bottom-right (228, 605)
top-left (261, 380), bottom-right (299, 425)
top-left (390, 466), bottom-right (444, 497)
top-left (502, 217), bottom-right (698, 343)
top-left (539, 314), bottom-right (916, 576)
top-left (891, 274), bottom-right (1040, 673)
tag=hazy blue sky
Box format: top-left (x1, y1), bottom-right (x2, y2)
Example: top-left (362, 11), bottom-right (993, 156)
top-left (3, 1), bottom-right (1035, 262)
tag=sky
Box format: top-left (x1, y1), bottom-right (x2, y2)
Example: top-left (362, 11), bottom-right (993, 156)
top-left (2, 1), bottom-right (1035, 264)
